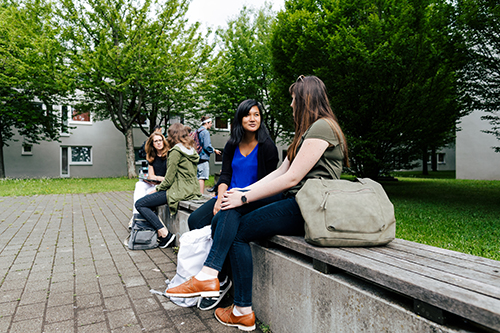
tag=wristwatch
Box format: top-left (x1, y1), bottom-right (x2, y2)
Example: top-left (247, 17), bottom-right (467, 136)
top-left (241, 194), bottom-right (248, 204)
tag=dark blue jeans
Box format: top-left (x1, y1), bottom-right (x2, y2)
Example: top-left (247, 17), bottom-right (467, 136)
top-left (135, 191), bottom-right (167, 231)
top-left (204, 194), bottom-right (304, 307)
top-left (188, 197), bottom-right (216, 231)
top-left (188, 197), bottom-right (232, 281)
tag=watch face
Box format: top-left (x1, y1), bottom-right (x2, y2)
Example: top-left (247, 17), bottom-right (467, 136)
top-left (241, 195), bottom-right (247, 204)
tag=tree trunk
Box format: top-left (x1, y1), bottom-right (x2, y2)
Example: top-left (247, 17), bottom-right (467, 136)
top-left (0, 132), bottom-right (5, 178)
top-left (422, 149), bottom-right (429, 175)
top-left (126, 128), bottom-right (136, 178)
top-left (431, 148), bottom-right (437, 172)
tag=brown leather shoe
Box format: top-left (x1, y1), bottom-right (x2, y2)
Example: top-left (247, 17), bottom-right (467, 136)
top-left (215, 305), bottom-right (256, 331)
top-left (165, 277), bottom-right (219, 298)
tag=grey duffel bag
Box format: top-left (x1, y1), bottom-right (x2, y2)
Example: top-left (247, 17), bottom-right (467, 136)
top-left (128, 214), bottom-right (158, 250)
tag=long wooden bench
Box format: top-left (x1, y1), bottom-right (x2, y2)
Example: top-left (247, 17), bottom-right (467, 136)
top-left (261, 235), bottom-right (500, 332)
top-left (169, 199), bottom-right (500, 332)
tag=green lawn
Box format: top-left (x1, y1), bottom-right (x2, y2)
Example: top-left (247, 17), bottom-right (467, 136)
top-left (1, 175), bottom-right (498, 261)
top-left (0, 176), bottom-right (216, 196)
top-left (382, 177), bottom-right (500, 260)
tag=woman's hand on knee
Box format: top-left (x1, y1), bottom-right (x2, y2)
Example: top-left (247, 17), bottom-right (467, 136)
top-left (213, 197), bottom-right (222, 215)
top-left (221, 189), bottom-right (244, 210)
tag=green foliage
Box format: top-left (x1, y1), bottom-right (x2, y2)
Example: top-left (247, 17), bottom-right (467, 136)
top-left (456, 0), bottom-right (500, 152)
top-left (199, 4), bottom-right (292, 143)
top-left (0, 0), bottom-right (73, 178)
top-left (56, 0), bottom-right (211, 176)
top-left (271, 0), bottom-right (466, 178)
top-left (383, 178), bottom-right (500, 261)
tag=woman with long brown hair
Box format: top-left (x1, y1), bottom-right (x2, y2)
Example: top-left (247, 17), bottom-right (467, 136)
top-left (135, 123), bottom-right (201, 248)
top-left (165, 76), bottom-right (349, 331)
top-left (130, 131), bottom-right (168, 226)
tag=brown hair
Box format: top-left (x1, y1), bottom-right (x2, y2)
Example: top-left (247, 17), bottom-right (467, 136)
top-left (287, 75), bottom-right (349, 167)
top-left (145, 133), bottom-right (169, 163)
top-left (167, 123), bottom-right (195, 149)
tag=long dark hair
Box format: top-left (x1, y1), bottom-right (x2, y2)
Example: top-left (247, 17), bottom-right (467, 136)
top-left (228, 99), bottom-right (271, 146)
top-left (288, 75), bottom-right (349, 167)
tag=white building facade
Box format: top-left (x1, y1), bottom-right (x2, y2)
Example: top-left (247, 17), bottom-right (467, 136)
top-left (456, 110), bottom-right (500, 180)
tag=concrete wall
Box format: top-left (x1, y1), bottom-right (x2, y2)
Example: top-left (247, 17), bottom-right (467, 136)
top-left (251, 244), bottom-right (465, 333)
top-left (4, 119), bottom-right (148, 179)
top-left (456, 110), bottom-right (500, 180)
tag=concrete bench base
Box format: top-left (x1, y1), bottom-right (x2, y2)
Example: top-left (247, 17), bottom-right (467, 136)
top-left (251, 243), bottom-right (465, 333)
top-left (158, 197), bottom-right (211, 247)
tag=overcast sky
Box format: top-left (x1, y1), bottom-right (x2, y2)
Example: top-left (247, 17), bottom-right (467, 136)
top-left (186, 0), bottom-right (284, 31)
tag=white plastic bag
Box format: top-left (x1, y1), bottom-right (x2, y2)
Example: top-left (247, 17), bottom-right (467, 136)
top-left (165, 225), bottom-right (213, 307)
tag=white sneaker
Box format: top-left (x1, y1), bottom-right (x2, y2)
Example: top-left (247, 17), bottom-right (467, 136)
top-left (197, 275), bottom-right (232, 311)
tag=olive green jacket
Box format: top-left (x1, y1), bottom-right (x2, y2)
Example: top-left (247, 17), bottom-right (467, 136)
top-left (156, 143), bottom-right (202, 215)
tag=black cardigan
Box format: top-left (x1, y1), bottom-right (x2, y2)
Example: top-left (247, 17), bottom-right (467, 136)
top-left (216, 136), bottom-right (279, 189)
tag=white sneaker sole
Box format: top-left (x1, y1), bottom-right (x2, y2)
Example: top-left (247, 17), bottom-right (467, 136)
top-left (197, 279), bottom-right (232, 311)
top-left (159, 234), bottom-right (176, 248)
top-left (166, 290), bottom-right (219, 298)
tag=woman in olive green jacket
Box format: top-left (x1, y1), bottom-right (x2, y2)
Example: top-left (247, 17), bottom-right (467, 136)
top-left (135, 123), bottom-right (202, 248)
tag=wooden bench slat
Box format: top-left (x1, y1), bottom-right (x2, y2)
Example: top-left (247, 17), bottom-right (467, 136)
top-left (269, 235), bottom-right (500, 331)
top-left (385, 240), bottom-right (500, 281)
top-left (370, 245), bottom-right (500, 289)
top-left (348, 246), bottom-right (500, 299)
top-left (390, 239), bottom-right (500, 270)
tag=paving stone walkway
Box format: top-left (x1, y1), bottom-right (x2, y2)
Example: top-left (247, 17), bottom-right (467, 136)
top-left (0, 192), bottom-right (261, 333)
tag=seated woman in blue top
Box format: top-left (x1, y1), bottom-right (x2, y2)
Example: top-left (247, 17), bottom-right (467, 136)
top-left (188, 99), bottom-right (279, 231)
top-left (187, 99), bottom-right (279, 311)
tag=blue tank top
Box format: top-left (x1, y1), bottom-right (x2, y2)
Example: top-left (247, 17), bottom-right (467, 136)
top-left (229, 144), bottom-right (259, 190)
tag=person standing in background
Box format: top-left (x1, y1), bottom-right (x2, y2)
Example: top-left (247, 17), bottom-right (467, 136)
top-left (197, 116), bottom-right (221, 194)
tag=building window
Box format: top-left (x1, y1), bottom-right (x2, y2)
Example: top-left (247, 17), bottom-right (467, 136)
top-left (61, 105), bottom-right (70, 135)
top-left (72, 108), bottom-right (91, 122)
top-left (61, 147), bottom-right (69, 176)
top-left (215, 116), bottom-right (229, 131)
top-left (65, 105), bottom-right (92, 124)
top-left (22, 143), bottom-right (33, 156)
top-left (70, 146), bottom-right (92, 164)
top-left (134, 114), bottom-right (149, 128)
top-left (437, 153), bottom-right (445, 164)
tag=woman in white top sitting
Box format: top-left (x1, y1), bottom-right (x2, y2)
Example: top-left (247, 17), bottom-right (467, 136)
top-left (130, 131), bottom-right (168, 227)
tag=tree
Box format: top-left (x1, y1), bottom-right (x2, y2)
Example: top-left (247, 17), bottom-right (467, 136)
top-left (457, 0), bottom-right (500, 152)
top-left (200, 4), bottom-right (292, 143)
top-left (0, 0), bottom-right (72, 178)
top-left (57, 0), bottom-right (211, 177)
top-left (271, 0), bottom-right (466, 178)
